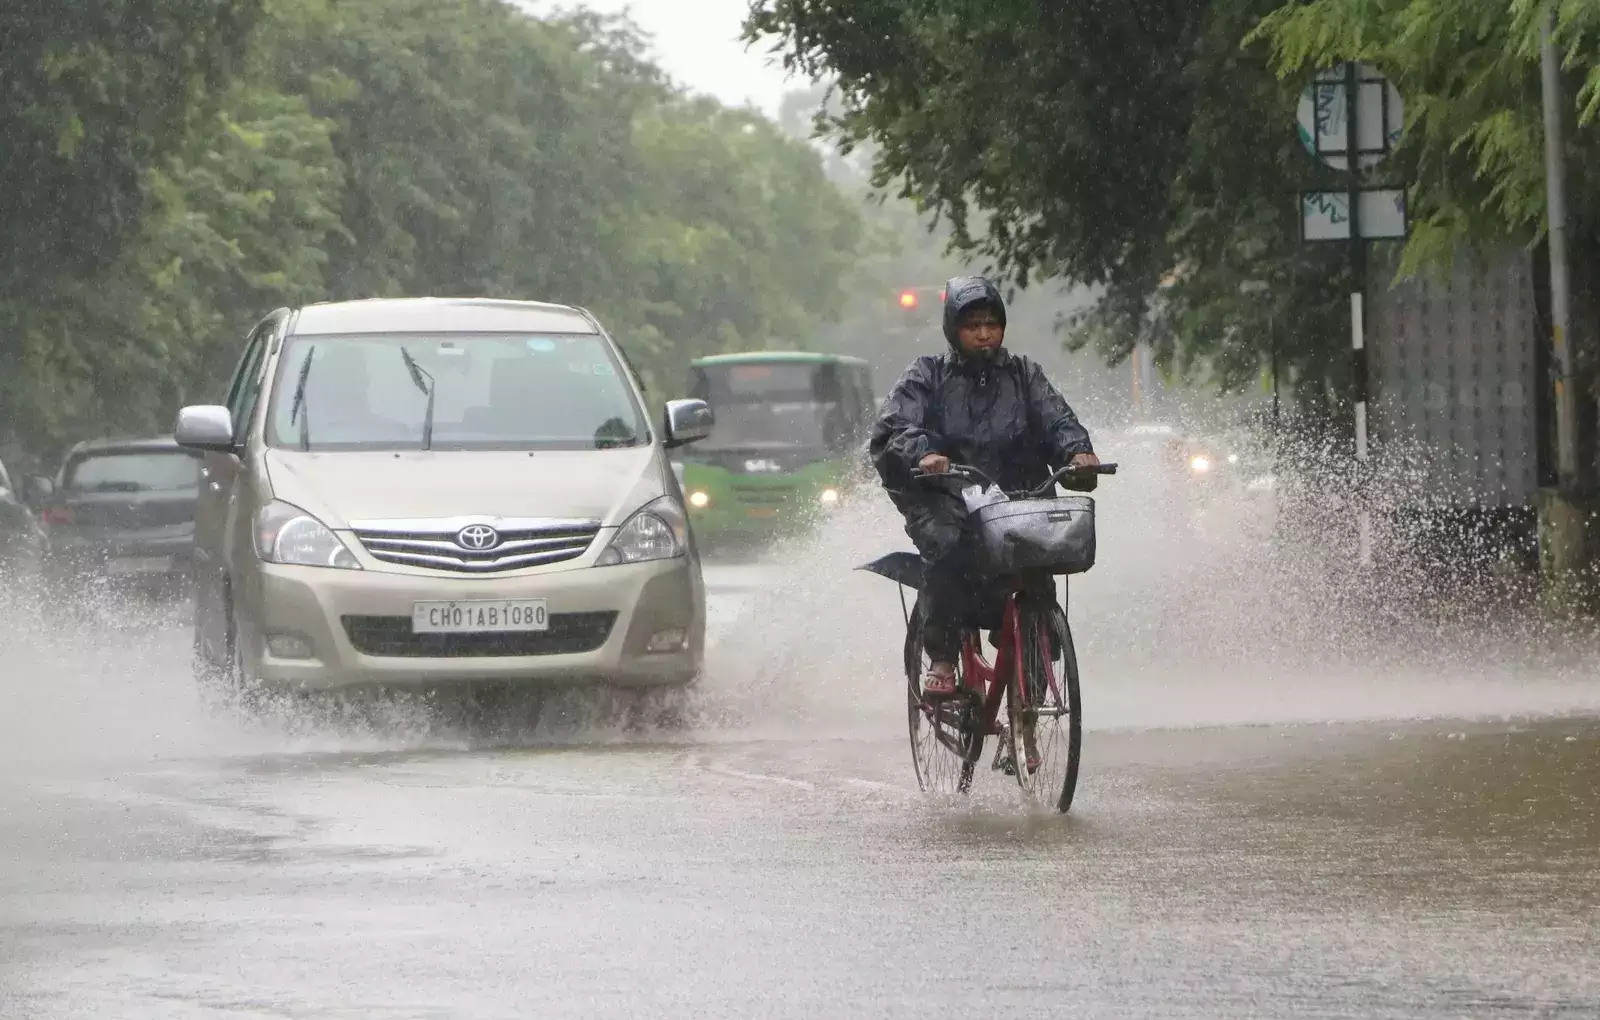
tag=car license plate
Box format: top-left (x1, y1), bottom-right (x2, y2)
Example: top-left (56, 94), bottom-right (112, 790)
top-left (107, 557), bottom-right (173, 576)
top-left (412, 599), bottom-right (548, 634)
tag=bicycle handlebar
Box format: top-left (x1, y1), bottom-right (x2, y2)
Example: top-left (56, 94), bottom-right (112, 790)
top-left (910, 461), bottom-right (1118, 499)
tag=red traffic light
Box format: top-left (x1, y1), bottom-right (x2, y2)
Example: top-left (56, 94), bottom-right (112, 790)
top-left (898, 290), bottom-right (919, 309)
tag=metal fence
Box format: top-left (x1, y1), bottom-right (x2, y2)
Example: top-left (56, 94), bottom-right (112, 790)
top-left (1367, 246), bottom-right (1541, 508)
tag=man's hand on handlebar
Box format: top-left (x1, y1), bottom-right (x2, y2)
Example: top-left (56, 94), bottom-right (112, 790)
top-left (1069, 452), bottom-right (1101, 471)
top-left (918, 453), bottom-right (951, 475)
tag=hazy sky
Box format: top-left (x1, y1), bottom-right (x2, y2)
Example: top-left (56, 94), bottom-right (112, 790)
top-left (521, 0), bottom-right (801, 116)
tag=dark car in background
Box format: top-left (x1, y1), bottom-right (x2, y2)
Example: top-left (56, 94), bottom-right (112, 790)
top-left (38, 437), bottom-right (203, 597)
top-left (0, 454), bottom-right (48, 577)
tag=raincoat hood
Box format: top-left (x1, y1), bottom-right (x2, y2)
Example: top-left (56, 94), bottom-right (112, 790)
top-left (941, 276), bottom-right (1008, 350)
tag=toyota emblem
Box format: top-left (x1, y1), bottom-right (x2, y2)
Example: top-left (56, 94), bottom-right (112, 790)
top-left (455, 524), bottom-right (501, 550)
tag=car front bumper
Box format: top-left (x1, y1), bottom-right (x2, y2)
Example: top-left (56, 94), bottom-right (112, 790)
top-left (238, 555), bottom-right (704, 691)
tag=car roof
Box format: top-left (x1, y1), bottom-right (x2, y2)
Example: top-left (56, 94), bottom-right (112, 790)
top-left (288, 297), bottom-right (599, 337)
top-left (64, 436), bottom-right (184, 458)
top-left (691, 351), bottom-right (870, 368)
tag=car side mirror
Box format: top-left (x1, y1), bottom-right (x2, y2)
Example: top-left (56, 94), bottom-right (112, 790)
top-left (174, 404), bottom-right (237, 453)
top-left (663, 399), bottom-right (714, 449)
top-left (22, 476), bottom-right (53, 505)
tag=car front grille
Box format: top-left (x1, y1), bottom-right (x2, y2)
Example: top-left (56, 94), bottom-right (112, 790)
top-left (348, 518), bottom-right (602, 573)
top-left (342, 612), bottom-right (617, 658)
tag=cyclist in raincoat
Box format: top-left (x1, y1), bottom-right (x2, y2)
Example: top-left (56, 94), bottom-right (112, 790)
top-left (869, 276), bottom-right (1099, 696)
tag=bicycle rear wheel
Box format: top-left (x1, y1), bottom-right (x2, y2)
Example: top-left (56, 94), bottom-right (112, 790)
top-left (904, 600), bottom-right (978, 796)
top-left (1007, 599), bottom-right (1082, 812)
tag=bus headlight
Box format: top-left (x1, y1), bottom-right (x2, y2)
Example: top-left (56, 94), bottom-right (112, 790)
top-left (688, 490), bottom-right (711, 509)
top-left (819, 487), bottom-right (840, 506)
top-left (1189, 455), bottom-right (1212, 474)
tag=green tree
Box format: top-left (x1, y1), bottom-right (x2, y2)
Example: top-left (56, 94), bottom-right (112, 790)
top-left (748, 0), bottom-right (1353, 416)
top-left (618, 97), bottom-right (864, 389)
top-left (2, 0), bottom-right (868, 461)
top-left (0, 81), bottom-right (345, 459)
top-left (0, 0), bottom-right (263, 296)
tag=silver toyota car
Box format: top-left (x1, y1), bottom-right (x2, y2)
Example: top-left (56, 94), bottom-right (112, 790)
top-left (174, 298), bottom-right (714, 701)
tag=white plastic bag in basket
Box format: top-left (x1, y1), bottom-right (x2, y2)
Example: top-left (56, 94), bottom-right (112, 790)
top-left (961, 484), bottom-right (1009, 513)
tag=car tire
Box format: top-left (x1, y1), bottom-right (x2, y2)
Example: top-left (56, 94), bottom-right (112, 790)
top-left (621, 683), bottom-right (694, 732)
top-left (192, 628), bottom-right (228, 702)
top-left (219, 601), bottom-right (269, 720)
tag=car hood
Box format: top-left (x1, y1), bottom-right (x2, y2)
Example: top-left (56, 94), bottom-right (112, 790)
top-left (263, 447), bottom-right (663, 529)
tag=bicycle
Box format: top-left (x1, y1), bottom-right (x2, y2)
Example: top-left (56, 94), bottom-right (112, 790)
top-left (859, 461), bottom-right (1117, 812)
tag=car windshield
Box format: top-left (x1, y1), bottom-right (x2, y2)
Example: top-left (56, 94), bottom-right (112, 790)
top-left (265, 332), bottom-right (649, 451)
top-left (65, 451), bottom-right (200, 493)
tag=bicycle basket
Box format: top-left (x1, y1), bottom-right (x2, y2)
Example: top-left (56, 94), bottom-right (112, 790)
top-left (971, 495), bottom-right (1096, 575)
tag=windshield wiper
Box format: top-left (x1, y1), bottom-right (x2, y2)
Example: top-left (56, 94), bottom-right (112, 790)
top-left (289, 345), bottom-right (316, 451)
top-left (398, 347), bottom-right (436, 450)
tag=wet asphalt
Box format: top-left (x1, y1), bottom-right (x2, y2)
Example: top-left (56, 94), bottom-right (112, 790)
top-left (2, 558), bottom-right (1599, 1018)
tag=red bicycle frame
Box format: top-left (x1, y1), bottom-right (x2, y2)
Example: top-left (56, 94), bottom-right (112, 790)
top-left (934, 586), bottom-right (1063, 741)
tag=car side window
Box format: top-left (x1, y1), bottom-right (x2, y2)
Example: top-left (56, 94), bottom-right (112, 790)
top-left (229, 323), bottom-right (276, 445)
top-left (223, 328), bottom-right (264, 414)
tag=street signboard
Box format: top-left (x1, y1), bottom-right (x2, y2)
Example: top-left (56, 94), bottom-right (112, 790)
top-left (1297, 62), bottom-right (1405, 171)
top-left (1300, 188), bottom-right (1408, 241)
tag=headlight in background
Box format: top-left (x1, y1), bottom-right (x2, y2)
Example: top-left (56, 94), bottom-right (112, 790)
top-left (819, 487), bottom-right (840, 507)
top-left (255, 500), bottom-right (361, 569)
top-left (1189, 455), bottom-right (1212, 474)
top-left (687, 489), bottom-right (711, 509)
top-left (596, 496), bottom-right (687, 566)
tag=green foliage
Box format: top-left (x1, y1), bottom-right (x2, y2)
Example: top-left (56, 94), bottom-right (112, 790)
top-left (619, 98), bottom-right (863, 386)
top-left (749, 0), bottom-right (1354, 416)
top-left (0, 0), bottom-right (866, 463)
top-left (746, 0), bottom-right (1600, 422)
top-left (748, 0), bottom-right (1204, 308)
top-left (0, 0), bottom-right (263, 295)
top-left (0, 81), bottom-right (344, 458)
top-left (1248, 0), bottom-right (1559, 276)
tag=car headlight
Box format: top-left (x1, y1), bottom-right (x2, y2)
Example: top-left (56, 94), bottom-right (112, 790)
top-left (688, 489), bottom-right (711, 509)
top-left (1189, 455), bottom-right (1212, 474)
top-left (255, 500), bottom-right (361, 569)
top-left (819, 487), bottom-right (840, 506)
top-left (596, 496), bottom-right (687, 566)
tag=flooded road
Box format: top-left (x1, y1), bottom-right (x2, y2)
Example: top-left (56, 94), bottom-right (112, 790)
top-left (4, 487), bottom-right (1599, 1017)
top-left (4, 713), bottom-right (1597, 1018)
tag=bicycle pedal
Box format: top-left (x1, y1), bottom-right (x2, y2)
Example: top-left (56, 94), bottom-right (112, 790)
top-left (992, 729), bottom-right (1018, 774)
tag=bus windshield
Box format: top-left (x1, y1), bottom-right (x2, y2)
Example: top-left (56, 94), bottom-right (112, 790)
top-left (688, 359), bottom-right (870, 455)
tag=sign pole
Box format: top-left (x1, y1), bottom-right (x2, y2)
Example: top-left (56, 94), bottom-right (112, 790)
top-left (1345, 62), bottom-right (1374, 567)
top-left (1540, 8), bottom-right (1579, 488)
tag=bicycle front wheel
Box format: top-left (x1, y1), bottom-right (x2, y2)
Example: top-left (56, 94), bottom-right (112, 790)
top-left (1007, 599), bottom-right (1083, 812)
top-left (904, 599), bottom-right (978, 796)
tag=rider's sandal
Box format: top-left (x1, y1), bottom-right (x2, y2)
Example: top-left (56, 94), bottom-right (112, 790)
top-left (922, 669), bottom-right (959, 698)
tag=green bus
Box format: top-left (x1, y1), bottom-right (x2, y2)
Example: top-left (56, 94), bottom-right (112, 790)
top-left (678, 352), bottom-right (877, 544)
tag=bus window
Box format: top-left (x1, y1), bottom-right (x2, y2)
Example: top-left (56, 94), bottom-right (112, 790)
top-left (687, 360), bottom-right (860, 458)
